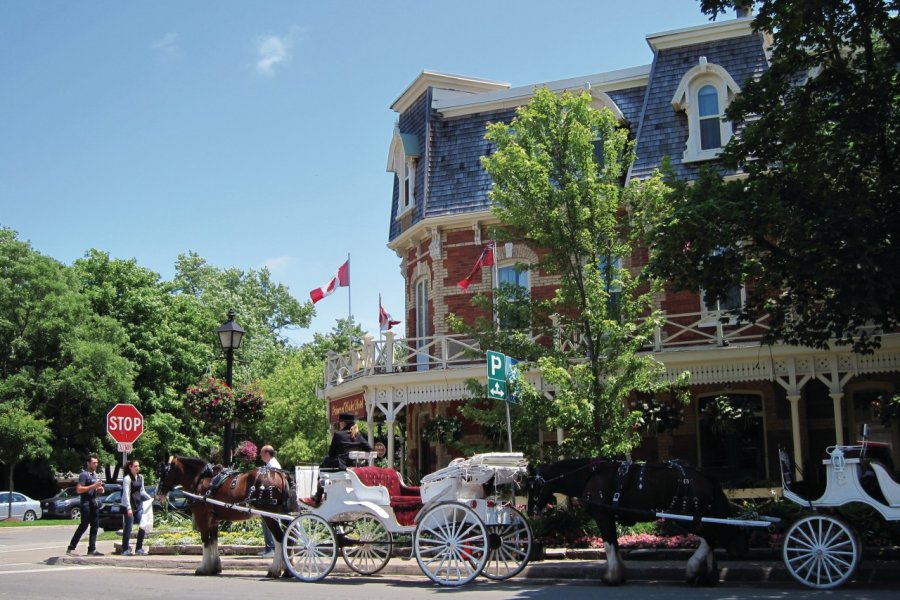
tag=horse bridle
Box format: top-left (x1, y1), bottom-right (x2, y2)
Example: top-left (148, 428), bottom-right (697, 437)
top-left (527, 461), bottom-right (596, 512)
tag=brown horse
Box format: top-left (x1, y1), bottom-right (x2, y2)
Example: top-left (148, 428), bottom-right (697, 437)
top-left (527, 458), bottom-right (738, 586)
top-left (157, 455), bottom-right (296, 577)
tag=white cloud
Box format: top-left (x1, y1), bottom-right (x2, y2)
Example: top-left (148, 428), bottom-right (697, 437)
top-left (255, 26), bottom-right (307, 75)
top-left (256, 35), bottom-right (290, 74)
top-left (261, 255), bottom-right (294, 275)
top-left (152, 32), bottom-right (179, 58)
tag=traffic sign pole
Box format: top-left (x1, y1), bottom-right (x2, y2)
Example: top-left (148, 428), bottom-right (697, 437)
top-left (487, 350), bottom-right (517, 452)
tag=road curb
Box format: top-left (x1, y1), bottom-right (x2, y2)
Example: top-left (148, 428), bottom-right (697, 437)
top-left (51, 553), bottom-right (900, 585)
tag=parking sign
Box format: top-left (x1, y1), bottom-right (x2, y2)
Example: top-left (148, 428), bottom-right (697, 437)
top-left (486, 350), bottom-right (507, 400)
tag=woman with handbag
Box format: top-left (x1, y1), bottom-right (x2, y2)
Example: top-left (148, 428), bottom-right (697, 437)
top-left (120, 459), bottom-right (151, 556)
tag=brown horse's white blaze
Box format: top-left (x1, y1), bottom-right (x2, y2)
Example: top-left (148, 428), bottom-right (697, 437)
top-left (158, 455), bottom-right (295, 577)
top-left (527, 458), bottom-right (737, 586)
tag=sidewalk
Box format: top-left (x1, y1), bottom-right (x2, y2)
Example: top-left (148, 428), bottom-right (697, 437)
top-left (50, 541), bottom-right (900, 585)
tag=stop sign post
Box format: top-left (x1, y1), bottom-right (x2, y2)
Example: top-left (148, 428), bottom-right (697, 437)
top-left (107, 404), bottom-right (144, 453)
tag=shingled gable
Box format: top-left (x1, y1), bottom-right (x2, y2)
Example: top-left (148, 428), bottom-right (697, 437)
top-left (630, 17), bottom-right (768, 181)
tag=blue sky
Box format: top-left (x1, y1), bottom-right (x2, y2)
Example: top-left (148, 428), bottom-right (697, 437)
top-left (0, 0), bottom-right (717, 344)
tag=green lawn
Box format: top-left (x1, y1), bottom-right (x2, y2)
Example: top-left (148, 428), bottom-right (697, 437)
top-left (0, 519), bottom-right (74, 527)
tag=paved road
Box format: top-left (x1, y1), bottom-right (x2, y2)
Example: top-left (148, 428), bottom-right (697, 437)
top-left (2, 526), bottom-right (898, 600)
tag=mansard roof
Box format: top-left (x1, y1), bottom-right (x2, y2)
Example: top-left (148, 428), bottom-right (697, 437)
top-left (387, 16), bottom-right (769, 245)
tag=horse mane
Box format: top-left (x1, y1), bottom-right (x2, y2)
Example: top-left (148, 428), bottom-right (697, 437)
top-left (174, 455), bottom-right (211, 477)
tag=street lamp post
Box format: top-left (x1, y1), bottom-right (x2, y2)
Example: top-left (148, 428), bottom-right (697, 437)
top-left (216, 308), bottom-right (245, 465)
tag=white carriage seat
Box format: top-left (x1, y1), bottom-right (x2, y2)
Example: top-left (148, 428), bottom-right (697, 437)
top-left (869, 462), bottom-right (900, 507)
top-left (323, 469), bottom-right (390, 506)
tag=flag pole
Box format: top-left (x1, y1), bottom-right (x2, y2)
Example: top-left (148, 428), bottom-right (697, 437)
top-left (347, 253), bottom-right (352, 351)
top-left (492, 240), bottom-right (499, 327)
top-left (378, 293), bottom-right (383, 344)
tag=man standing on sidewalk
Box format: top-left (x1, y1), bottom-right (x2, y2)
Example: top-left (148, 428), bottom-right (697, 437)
top-left (66, 455), bottom-right (105, 556)
top-left (257, 445), bottom-right (281, 558)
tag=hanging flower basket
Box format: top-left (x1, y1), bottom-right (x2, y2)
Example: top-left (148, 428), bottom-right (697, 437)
top-left (630, 398), bottom-right (685, 434)
top-left (701, 395), bottom-right (754, 435)
top-left (421, 416), bottom-right (462, 444)
top-left (234, 440), bottom-right (258, 470)
top-left (184, 378), bottom-right (265, 427)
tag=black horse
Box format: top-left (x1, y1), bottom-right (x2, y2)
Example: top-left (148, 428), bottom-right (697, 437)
top-left (527, 458), bottom-right (737, 586)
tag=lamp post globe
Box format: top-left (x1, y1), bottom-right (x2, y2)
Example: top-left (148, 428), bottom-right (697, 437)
top-left (216, 309), bottom-right (245, 465)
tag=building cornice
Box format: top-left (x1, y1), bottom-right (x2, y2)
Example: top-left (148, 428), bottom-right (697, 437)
top-left (387, 210), bottom-right (499, 255)
top-left (391, 71), bottom-right (509, 114)
top-left (647, 17), bottom-right (755, 51)
top-left (433, 65), bottom-right (651, 119)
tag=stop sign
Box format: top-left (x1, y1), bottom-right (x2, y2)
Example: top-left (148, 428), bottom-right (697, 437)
top-left (106, 403), bottom-right (144, 444)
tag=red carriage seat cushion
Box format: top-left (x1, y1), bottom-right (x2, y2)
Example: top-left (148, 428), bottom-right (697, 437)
top-left (352, 466), bottom-right (422, 526)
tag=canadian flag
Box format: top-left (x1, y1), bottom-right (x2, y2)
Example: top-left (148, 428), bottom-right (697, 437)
top-left (310, 260), bottom-right (350, 304)
top-left (457, 243), bottom-right (494, 291)
top-left (379, 300), bottom-right (401, 332)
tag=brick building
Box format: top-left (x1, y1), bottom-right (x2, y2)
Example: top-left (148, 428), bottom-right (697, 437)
top-left (323, 13), bottom-right (900, 485)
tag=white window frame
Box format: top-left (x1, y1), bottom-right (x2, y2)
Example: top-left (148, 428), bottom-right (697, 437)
top-left (671, 59), bottom-right (741, 164)
top-left (386, 127), bottom-right (418, 218)
top-left (699, 283), bottom-right (746, 327)
top-left (414, 277), bottom-right (429, 370)
top-left (494, 259), bottom-right (531, 331)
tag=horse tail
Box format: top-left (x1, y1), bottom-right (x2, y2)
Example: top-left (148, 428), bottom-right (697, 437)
top-left (281, 471), bottom-right (298, 513)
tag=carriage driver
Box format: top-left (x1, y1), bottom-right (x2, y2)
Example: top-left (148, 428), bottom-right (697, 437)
top-left (307, 413), bottom-right (372, 506)
top-left (322, 412), bottom-right (372, 470)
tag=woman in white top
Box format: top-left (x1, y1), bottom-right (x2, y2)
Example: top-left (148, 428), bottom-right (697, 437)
top-left (120, 459), bottom-right (151, 556)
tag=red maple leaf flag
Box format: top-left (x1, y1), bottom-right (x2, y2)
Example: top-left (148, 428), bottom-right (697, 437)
top-left (310, 260), bottom-right (350, 304)
top-left (379, 300), bottom-right (401, 332)
top-left (457, 243), bottom-right (495, 291)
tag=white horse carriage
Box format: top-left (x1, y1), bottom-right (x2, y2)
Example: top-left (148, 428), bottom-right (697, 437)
top-left (779, 425), bottom-right (900, 589)
top-left (283, 451), bottom-right (533, 586)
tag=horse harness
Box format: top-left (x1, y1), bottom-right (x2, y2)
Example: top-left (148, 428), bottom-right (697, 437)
top-left (198, 464), bottom-right (285, 508)
top-left (540, 459), bottom-right (703, 518)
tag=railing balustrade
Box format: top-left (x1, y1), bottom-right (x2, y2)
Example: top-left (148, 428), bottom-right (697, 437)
top-left (323, 310), bottom-right (773, 388)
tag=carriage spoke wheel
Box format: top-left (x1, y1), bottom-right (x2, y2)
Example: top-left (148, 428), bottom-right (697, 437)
top-left (340, 515), bottom-right (393, 575)
top-left (482, 506), bottom-right (532, 580)
top-left (282, 514), bottom-right (338, 582)
top-left (782, 514), bottom-right (860, 590)
top-left (414, 502), bottom-right (489, 586)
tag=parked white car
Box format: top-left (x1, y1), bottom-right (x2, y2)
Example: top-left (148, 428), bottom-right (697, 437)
top-left (0, 491), bottom-right (42, 521)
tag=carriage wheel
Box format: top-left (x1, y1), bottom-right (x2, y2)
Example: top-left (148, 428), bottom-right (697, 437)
top-left (782, 514), bottom-right (860, 590)
top-left (414, 502), bottom-right (489, 586)
top-left (482, 506), bottom-right (532, 580)
top-left (340, 515), bottom-right (393, 575)
top-left (282, 514), bottom-right (338, 582)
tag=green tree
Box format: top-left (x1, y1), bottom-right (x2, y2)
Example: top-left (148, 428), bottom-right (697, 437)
top-left (474, 88), bottom-right (686, 459)
top-left (257, 319), bottom-right (366, 466)
top-left (0, 229), bottom-right (136, 469)
top-left (172, 252), bottom-right (314, 380)
top-left (646, 0), bottom-right (899, 353)
top-left (72, 250), bottom-right (214, 464)
top-left (0, 405), bottom-right (52, 517)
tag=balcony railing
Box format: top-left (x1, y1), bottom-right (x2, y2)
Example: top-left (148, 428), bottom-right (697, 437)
top-left (323, 309), bottom-right (773, 389)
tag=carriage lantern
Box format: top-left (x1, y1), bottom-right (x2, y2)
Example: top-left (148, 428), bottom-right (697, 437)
top-left (216, 308), bottom-right (245, 465)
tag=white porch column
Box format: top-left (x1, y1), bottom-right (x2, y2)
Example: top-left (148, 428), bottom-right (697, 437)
top-left (830, 392), bottom-right (845, 446)
top-left (787, 394), bottom-right (804, 481)
top-left (384, 330), bottom-right (395, 373)
top-left (367, 411), bottom-right (375, 448)
top-left (386, 419), bottom-right (396, 469)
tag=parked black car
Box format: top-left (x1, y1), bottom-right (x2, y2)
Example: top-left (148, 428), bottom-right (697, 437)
top-left (97, 486), bottom-right (190, 530)
top-left (40, 483), bottom-right (122, 520)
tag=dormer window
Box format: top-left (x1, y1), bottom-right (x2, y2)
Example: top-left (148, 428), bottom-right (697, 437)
top-left (671, 58), bottom-right (741, 163)
top-left (386, 126), bottom-right (420, 217)
top-left (698, 85), bottom-right (722, 150)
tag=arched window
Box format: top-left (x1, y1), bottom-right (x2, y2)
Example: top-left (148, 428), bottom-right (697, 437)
top-left (415, 277), bottom-right (429, 370)
top-left (671, 59), bottom-right (741, 163)
top-left (495, 263), bottom-right (531, 331)
top-left (697, 85), bottom-right (722, 150)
